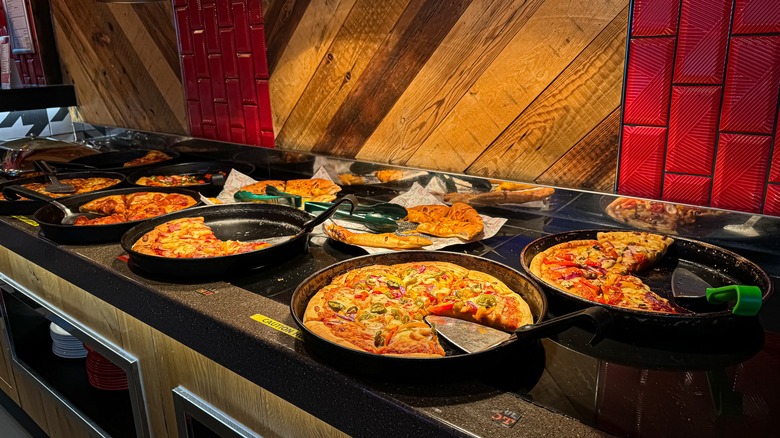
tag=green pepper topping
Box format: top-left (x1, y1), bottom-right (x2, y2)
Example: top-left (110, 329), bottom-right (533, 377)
top-left (402, 315), bottom-right (410, 323)
top-left (370, 303), bottom-right (387, 314)
top-left (414, 299), bottom-right (425, 308)
top-left (413, 313), bottom-right (423, 321)
top-left (387, 279), bottom-right (401, 289)
top-left (358, 312), bottom-right (372, 321)
top-left (474, 294), bottom-right (497, 309)
top-left (374, 331), bottom-right (385, 347)
top-left (390, 308), bottom-right (400, 319)
top-left (345, 306), bottom-right (358, 315)
top-left (327, 301), bottom-right (344, 312)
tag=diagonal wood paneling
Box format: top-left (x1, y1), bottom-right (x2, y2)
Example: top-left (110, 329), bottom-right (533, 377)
top-left (266, 0), bottom-right (628, 191)
top-left (49, 0), bottom-right (186, 134)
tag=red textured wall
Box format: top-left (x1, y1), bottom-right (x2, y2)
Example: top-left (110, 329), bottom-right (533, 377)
top-left (173, 0), bottom-right (274, 148)
top-left (619, 0), bottom-right (780, 215)
top-left (0, 3), bottom-right (47, 85)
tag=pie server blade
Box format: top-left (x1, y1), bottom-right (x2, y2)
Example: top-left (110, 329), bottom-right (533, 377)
top-left (671, 267), bottom-right (763, 316)
top-left (425, 315), bottom-right (511, 354)
top-left (671, 267), bottom-right (711, 298)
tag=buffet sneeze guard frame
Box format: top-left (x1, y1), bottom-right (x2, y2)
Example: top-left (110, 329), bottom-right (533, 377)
top-left (0, 274), bottom-right (151, 438)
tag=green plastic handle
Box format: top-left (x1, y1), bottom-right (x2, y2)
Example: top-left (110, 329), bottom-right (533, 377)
top-left (233, 190), bottom-right (300, 208)
top-left (705, 285), bottom-right (763, 316)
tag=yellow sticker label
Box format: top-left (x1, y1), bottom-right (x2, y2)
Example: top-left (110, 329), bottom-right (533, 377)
top-left (251, 314), bottom-right (304, 341)
top-left (11, 216), bottom-right (39, 227)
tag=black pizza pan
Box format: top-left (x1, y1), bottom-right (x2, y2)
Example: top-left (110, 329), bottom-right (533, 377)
top-left (126, 161), bottom-right (256, 196)
top-left (519, 229), bottom-right (773, 336)
top-left (2, 186), bottom-right (202, 244)
top-left (290, 251), bottom-right (612, 379)
top-left (0, 171), bottom-right (126, 215)
top-left (119, 196), bottom-right (357, 280)
top-left (56, 149), bottom-right (180, 175)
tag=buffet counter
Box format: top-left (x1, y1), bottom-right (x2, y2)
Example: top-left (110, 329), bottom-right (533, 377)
top-left (0, 129), bottom-right (778, 437)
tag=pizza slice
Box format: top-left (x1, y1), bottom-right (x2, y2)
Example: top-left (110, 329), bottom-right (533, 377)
top-left (324, 224), bottom-right (432, 249)
top-left (596, 231), bottom-right (673, 273)
top-left (123, 150), bottom-right (172, 167)
top-left (411, 202), bottom-right (484, 240)
top-left (239, 180), bottom-right (286, 194)
top-left (79, 194), bottom-right (127, 216)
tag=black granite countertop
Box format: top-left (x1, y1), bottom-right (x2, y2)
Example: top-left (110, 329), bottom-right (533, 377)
top-left (1, 132), bottom-right (779, 437)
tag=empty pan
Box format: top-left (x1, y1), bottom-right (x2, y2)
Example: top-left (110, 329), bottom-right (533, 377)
top-left (120, 195), bottom-right (358, 279)
top-left (2, 186), bottom-right (201, 244)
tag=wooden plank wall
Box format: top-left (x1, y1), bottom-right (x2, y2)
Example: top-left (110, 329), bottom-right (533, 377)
top-left (265, 0), bottom-right (628, 191)
top-left (47, 0), bottom-right (627, 192)
top-left (49, 0), bottom-right (187, 135)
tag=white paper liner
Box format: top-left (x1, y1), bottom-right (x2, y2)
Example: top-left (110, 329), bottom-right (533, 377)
top-left (313, 182), bottom-right (507, 254)
top-left (201, 166), bottom-right (335, 205)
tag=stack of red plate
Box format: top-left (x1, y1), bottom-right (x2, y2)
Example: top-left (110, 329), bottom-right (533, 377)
top-left (84, 345), bottom-right (128, 391)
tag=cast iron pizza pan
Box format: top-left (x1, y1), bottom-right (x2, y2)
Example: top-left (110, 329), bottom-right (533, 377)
top-left (2, 186), bottom-right (201, 244)
top-left (289, 251), bottom-right (612, 380)
top-left (57, 149), bottom-right (180, 175)
top-left (519, 229), bottom-right (773, 336)
top-left (0, 171), bottom-right (126, 215)
top-left (126, 161), bottom-right (256, 196)
top-left (119, 195), bottom-right (357, 280)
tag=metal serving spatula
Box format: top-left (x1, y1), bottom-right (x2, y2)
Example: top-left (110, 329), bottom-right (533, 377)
top-left (671, 267), bottom-right (762, 316)
top-left (425, 307), bottom-right (612, 354)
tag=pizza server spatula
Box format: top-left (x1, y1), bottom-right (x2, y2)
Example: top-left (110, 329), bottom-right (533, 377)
top-left (671, 267), bottom-right (762, 316)
top-left (425, 307), bottom-right (612, 354)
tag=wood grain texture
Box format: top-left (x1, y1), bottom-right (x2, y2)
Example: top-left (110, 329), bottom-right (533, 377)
top-left (267, 0), bottom-right (628, 190)
top-left (466, 7), bottom-right (628, 180)
top-left (49, 0), bottom-right (187, 135)
top-left (0, 313), bottom-right (18, 404)
top-left (0, 245), bottom-right (348, 438)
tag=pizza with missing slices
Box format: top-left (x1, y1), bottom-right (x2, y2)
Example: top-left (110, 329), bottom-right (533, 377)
top-left (304, 261), bottom-right (534, 357)
top-left (131, 217), bottom-right (270, 258)
top-left (135, 172), bottom-right (225, 187)
top-left (529, 231), bottom-right (679, 313)
top-left (72, 192), bottom-right (197, 225)
top-left (604, 197), bottom-right (722, 234)
top-left (0, 177), bottom-right (122, 200)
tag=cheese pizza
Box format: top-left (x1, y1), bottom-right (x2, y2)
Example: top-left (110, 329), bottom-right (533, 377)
top-left (123, 150), bottom-right (172, 167)
top-left (404, 202), bottom-right (484, 240)
top-left (131, 217), bottom-right (270, 258)
top-left (72, 192), bottom-right (197, 226)
top-left (303, 261), bottom-right (534, 357)
top-left (0, 177), bottom-right (121, 200)
top-left (239, 178), bottom-right (341, 203)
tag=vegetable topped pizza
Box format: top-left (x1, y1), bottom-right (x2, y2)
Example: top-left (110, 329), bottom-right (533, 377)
top-left (605, 197), bottom-right (721, 234)
top-left (303, 261), bottom-right (533, 357)
top-left (529, 231), bottom-right (680, 313)
top-left (135, 172), bottom-right (226, 187)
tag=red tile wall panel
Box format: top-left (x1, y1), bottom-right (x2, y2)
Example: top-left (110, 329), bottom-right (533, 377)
top-left (720, 36), bottom-right (780, 135)
top-left (622, 0), bottom-right (780, 216)
top-left (618, 126), bottom-right (666, 199)
top-left (174, 1), bottom-right (274, 147)
top-left (732, 0), bottom-right (780, 34)
top-left (666, 86), bottom-right (720, 174)
top-left (631, 0), bottom-right (679, 37)
top-left (711, 134), bottom-right (772, 212)
top-left (623, 38), bottom-right (675, 126)
top-left (673, 0), bottom-right (731, 84)
top-left (764, 184), bottom-right (780, 215)
top-left (662, 174), bottom-right (711, 205)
